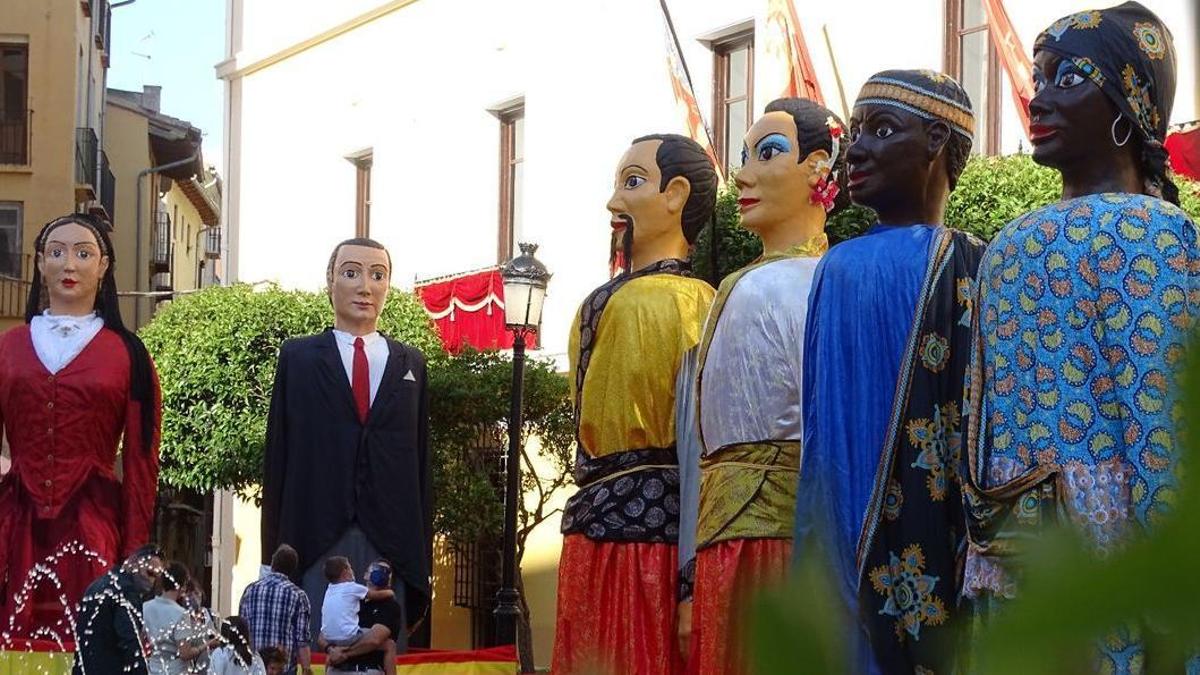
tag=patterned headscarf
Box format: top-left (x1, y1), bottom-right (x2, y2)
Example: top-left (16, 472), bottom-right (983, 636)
top-left (856, 69), bottom-right (976, 143)
top-left (1034, 1), bottom-right (1176, 145)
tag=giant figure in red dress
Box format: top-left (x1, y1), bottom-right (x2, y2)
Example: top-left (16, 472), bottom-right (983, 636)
top-left (0, 213), bottom-right (161, 639)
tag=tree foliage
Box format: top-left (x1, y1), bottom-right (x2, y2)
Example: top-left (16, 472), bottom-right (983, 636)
top-left (692, 155), bottom-right (1200, 280)
top-left (427, 347), bottom-right (574, 547)
top-left (425, 348), bottom-right (572, 672)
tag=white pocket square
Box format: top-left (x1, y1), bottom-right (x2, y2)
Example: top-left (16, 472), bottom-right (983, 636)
top-left (403, 370), bottom-right (417, 382)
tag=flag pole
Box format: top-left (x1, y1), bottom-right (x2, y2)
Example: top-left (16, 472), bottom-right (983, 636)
top-left (822, 24), bottom-right (851, 123)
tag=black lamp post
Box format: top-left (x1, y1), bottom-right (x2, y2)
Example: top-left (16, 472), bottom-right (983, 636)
top-left (494, 242), bottom-right (550, 646)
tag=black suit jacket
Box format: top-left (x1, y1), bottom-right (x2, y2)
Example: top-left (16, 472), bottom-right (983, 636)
top-left (261, 330), bottom-right (432, 605)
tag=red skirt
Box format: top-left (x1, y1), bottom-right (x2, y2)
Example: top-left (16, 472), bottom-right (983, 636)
top-left (689, 538), bottom-right (792, 675)
top-left (552, 534), bottom-right (683, 675)
top-left (0, 474), bottom-right (120, 639)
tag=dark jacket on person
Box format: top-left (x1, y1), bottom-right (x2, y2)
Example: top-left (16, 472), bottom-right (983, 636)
top-left (261, 330), bottom-right (433, 613)
top-left (72, 566), bottom-right (152, 674)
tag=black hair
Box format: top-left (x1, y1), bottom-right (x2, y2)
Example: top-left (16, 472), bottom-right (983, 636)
top-left (1140, 135), bottom-right (1181, 206)
top-left (631, 133), bottom-right (719, 245)
top-left (763, 97), bottom-right (851, 213)
top-left (944, 131), bottom-right (972, 192)
top-left (259, 646), bottom-right (286, 667)
top-left (162, 560), bottom-right (191, 593)
top-left (222, 615), bottom-right (255, 668)
top-left (270, 544), bottom-right (299, 577)
top-left (26, 213), bottom-right (157, 451)
top-left (326, 237), bottom-right (392, 286)
top-left (126, 543), bottom-right (164, 568)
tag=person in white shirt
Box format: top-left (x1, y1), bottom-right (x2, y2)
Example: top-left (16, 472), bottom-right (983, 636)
top-left (209, 615), bottom-right (266, 675)
top-left (316, 554), bottom-right (396, 667)
top-left (318, 557), bottom-right (393, 648)
top-left (143, 561), bottom-right (206, 675)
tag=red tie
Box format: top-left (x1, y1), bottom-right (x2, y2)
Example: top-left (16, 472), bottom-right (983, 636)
top-left (352, 337), bottom-right (370, 424)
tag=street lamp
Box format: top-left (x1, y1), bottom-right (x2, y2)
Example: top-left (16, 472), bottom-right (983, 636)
top-left (494, 242), bottom-right (550, 647)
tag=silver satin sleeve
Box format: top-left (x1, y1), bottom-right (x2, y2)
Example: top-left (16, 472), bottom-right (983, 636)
top-left (675, 345), bottom-right (701, 599)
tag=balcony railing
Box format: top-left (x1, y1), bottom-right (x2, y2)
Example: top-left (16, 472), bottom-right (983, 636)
top-left (0, 109), bottom-right (29, 165)
top-left (0, 254), bottom-right (33, 319)
top-left (152, 211), bottom-right (172, 275)
top-left (99, 151), bottom-right (115, 221)
top-left (204, 228), bottom-right (221, 260)
top-left (75, 127), bottom-right (98, 201)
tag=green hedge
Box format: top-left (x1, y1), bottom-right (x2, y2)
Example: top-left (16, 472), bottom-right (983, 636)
top-left (691, 154), bottom-right (1200, 281)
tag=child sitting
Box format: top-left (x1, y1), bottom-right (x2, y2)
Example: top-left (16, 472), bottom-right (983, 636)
top-left (318, 557), bottom-right (396, 668)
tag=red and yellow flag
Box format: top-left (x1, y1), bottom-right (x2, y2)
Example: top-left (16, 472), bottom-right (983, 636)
top-left (661, 11), bottom-right (724, 183)
top-left (982, 0), bottom-right (1035, 138)
top-left (764, 0), bottom-right (824, 104)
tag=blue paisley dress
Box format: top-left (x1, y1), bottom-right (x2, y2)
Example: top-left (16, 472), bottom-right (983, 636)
top-left (963, 192), bottom-right (1198, 671)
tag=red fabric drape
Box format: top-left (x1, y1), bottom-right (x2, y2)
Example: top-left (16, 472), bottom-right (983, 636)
top-left (1166, 126), bottom-right (1200, 181)
top-left (552, 535), bottom-right (684, 675)
top-left (415, 268), bottom-right (538, 354)
top-left (688, 539), bottom-right (792, 675)
top-left (983, 0), bottom-right (1035, 139)
top-left (766, 0), bottom-right (825, 104)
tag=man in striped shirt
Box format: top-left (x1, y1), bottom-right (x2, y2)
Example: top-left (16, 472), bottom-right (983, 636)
top-left (240, 544), bottom-right (312, 675)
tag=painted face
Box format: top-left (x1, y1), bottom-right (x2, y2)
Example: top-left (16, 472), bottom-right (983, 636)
top-left (735, 111), bottom-right (827, 236)
top-left (37, 222), bottom-right (109, 311)
top-left (605, 140), bottom-right (681, 264)
top-left (845, 103), bottom-right (937, 213)
top-left (329, 244), bottom-right (391, 331)
top-left (1028, 49), bottom-right (1120, 170)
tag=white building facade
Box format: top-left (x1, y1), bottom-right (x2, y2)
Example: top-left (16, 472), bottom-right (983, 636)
top-left (214, 0), bottom-right (1197, 654)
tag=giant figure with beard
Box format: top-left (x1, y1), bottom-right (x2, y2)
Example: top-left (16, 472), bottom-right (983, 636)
top-left (552, 134), bottom-right (717, 675)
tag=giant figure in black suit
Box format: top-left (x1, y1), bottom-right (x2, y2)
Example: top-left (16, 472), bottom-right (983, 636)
top-left (261, 237), bottom-right (431, 652)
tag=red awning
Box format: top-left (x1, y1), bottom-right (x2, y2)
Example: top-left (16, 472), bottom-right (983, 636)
top-left (416, 267), bottom-right (539, 354)
top-left (1166, 124), bottom-right (1200, 182)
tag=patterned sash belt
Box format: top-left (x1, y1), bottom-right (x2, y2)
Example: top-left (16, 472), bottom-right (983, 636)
top-left (561, 447), bottom-right (681, 543)
top-left (962, 466), bottom-right (1064, 590)
top-left (697, 440), bottom-right (800, 550)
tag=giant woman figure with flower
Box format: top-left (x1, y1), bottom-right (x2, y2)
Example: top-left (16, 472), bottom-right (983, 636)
top-left (676, 97), bottom-right (846, 675)
top-left (961, 3), bottom-right (1197, 670)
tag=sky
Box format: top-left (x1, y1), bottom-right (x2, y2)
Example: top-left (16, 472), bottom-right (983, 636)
top-left (107, 0), bottom-right (227, 170)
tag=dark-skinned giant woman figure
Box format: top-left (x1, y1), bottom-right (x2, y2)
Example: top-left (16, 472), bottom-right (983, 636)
top-left (961, 3), bottom-right (1197, 671)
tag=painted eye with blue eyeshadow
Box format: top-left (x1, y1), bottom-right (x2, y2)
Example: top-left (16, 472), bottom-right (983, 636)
top-left (623, 175), bottom-right (646, 189)
top-left (755, 133), bottom-right (792, 162)
top-left (740, 145), bottom-right (749, 166)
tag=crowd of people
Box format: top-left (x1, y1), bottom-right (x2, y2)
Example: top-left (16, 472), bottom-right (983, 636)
top-left (69, 544), bottom-right (286, 674)
top-left (67, 542), bottom-right (402, 674)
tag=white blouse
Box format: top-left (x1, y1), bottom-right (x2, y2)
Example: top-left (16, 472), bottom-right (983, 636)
top-left (29, 310), bottom-right (104, 375)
